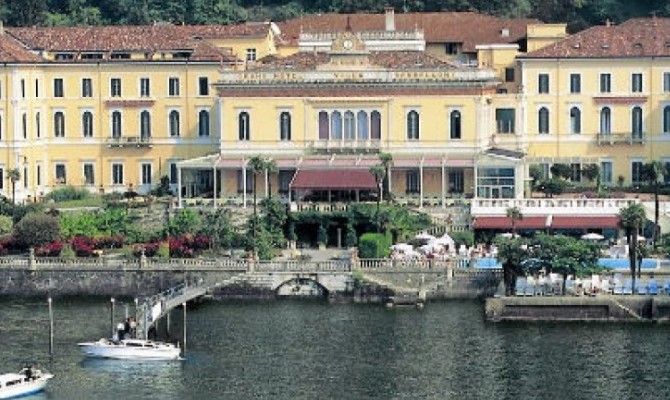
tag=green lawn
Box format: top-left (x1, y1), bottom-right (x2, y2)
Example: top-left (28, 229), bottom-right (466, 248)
top-left (53, 196), bottom-right (104, 209)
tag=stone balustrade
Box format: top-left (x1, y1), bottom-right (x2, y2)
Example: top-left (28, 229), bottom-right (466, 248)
top-left (471, 197), bottom-right (638, 216)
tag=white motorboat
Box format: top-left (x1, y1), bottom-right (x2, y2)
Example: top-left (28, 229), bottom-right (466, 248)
top-left (77, 338), bottom-right (182, 360)
top-left (0, 367), bottom-right (53, 399)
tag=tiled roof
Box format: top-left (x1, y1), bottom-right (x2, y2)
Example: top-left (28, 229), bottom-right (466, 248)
top-left (254, 50), bottom-right (456, 70)
top-left (276, 12), bottom-right (539, 52)
top-left (5, 23), bottom-right (269, 62)
top-left (0, 33), bottom-right (42, 62)
top-left (522, 18), bottom-right (670, 58)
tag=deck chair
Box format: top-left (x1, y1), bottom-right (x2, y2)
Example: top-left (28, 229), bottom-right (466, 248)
top-left (636, 279), bottom-right (647, 295)
top-left (648, 279), bottom-right (659, 295)
top-left (623, 279), bottom-right (633, 295)
top-left (525, 276), bottom-right (536, 296)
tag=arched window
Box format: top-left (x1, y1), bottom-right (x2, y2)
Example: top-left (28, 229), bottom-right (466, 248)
top-left (82, 111), bottom-right (93, 137)
top-left (140, 110), bottom-right (151, 139)
top-left (600, 107), bottom-right (611, 135)
top-left (112, 111), bottom-right (122, 138)
top-left (357, 111), bottom-right (368, 140)
top-left (238, 111), bottom-right (250, 140)
top-left (279, 112), bottom-right (291, 141)
top-left (450, 110), bottom-right (462, 139)
top-left (318, 111), bottom-right (329, 140)
top-left (371, 111), bottom-right (381, 140)
top-left (632, 106), bottom-right (643, 138)
top-left (199, 110), bottom-right (210, 137)
top-left (343, 111), bottom-right (355, 140)
top-left (406, 110), bottom-right (419, 140)
top-left (664, 106), bottom-right (670, 134)
top-left (54, 111), bottom-right (65, 137)
top-left (169, 110), bottom-right (180, 137)
top-left (538, 107), bottom-right (549, 134)
top-left (569, 107), bottom-right (581, 134)
top-left (331, 111), bottom-right (342, 139)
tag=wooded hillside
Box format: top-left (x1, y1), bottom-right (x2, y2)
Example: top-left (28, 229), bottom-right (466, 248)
top-left (4, 0), bottom-right (668, 32)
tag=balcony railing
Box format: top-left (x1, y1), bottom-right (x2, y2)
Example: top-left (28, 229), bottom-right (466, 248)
top-left (106, 136), bottom-right (153, 148)
top-left (596, 133), bottom-right (645, 146)
top-left (311, 139), bottom-right (381, 152)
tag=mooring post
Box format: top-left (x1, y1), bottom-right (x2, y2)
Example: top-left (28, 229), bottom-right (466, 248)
top-left (48, 297), bottom-right (54, 355)
top-left (182, 302), bottom-right (186, 356)
top-left (110, 297), bottom-right (115, 338)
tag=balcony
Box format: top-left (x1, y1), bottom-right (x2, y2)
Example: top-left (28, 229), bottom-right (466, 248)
top-left (596, 133), bottom-right (645, 146)
top-left (311, 139), bottom-right (381, 154)
top-left (106, 136), bottom-right (153, 148)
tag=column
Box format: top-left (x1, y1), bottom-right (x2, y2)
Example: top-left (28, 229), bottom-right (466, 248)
top-left (264, 169), bottom-right (269, 198)
top-left (388, 165), bottom-right (392, 196)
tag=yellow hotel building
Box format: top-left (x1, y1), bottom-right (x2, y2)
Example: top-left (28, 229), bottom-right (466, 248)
top-left (0, 10), bottom-right (665, 211)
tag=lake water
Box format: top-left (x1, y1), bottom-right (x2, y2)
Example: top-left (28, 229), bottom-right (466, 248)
top-left (1, 297), bottom-right (669, 399)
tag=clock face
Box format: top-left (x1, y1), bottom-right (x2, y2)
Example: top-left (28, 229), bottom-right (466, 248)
top-left (343, 39), bottom-right (353, 50)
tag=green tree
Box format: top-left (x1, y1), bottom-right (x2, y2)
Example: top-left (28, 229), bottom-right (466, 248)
top-left (260, 197), bottom-right (287, 247)
top-left (13, 213), bottom-right (60, 248)
top-left (248, 155), bottom-right (267, 256)
top-left (550, 163), bottom-right (572, 180)
top-left (581, 163), bottom-right (601, 190)
top-left (378, 152), bottom-right (393, 202)
top-left (265, 158), bottom-right (278, 199)
top-left (540, 178), bottom-right (567, 198)
top-left (165, 209), bottom-right (201, 237)
top-left (528, 164), bottom-right (544, 193)
top-left (506, 206), bottom-right (523, 236)
top-left (199, 208), bottom-right (235, 250)
top-left (619, 203), bottom-right (647, 289)
top-left (7, 0), bottom-right (47, 26)
top-left (369, 165), bottom-right (386, 233)
top-left (642, 161), bottom-right (665, 248)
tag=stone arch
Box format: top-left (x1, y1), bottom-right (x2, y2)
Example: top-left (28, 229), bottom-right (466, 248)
top-left (274, 277), bottom-right (330, 297)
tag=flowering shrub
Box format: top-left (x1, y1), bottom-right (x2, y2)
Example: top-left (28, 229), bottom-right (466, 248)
top-left (193, 235), bottom-right (211, 250)
top-left (35, 241), bottom-right (63, 257)
top-left (70, 236), bottom-right (97, 257)
top-left (169, 237), bottom-right (195, 258)
top-left (0, 237), bottom-right (15, 254)
top-left (95, 234), bottom-right (125, 249)
top-left (132, 242), bottom-right (160, 258)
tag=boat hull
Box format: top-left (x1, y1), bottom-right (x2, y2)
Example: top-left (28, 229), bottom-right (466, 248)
top-left (78, 339), bottom-right (182, 361)
top-left (0, 375), bottom-right (52, 399)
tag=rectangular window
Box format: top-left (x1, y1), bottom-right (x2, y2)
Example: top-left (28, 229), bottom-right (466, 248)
top-left (112, 163), bottom-right (124, 185)
top-left (539, 163), bottom-right (550, 180)
top-left (110, 78), bottom-right (121, 97)
top-left (664, 73), bottom-right (670, 93)
top-left (278, 170), bottom-right (293, 194)
top-left (35, 79), bottom-right (39, 98)
top-left (55, 164), bottom-right (66, 184)
top-left (600, 73), bottom-right (611, 93)
top-left (406, 170), bottom-right (420, 194)
top-left (237, 170), bottom-right (253, 193)
top-left (198, 77), bottom-right (209, 96)
top-left (82, 78), bottom-right (93, 97)
top-left (569, 73), bottom-right (581, 94)
top-left (36, 112), bottom-right (40, 138)
top-left (141, 163), bottom-right (152, 185)
top-left (449, 170), bottom-right (464, 194)
top-left (36, 165), bottom-right (41, 186)
top-left (495, 108), bottom-right (515, 134)
top-left (83, 163), bottom-right (94, 185)
top-left (168, 78), bottom-right (180, 96)
top-left (631, 161), bottom-right (643, 185)
top-left (445, 43), bottom-right (459, 55)
top-left (169, 162), bottom-right (177, 184)
top-left (246, 49), bottom-right (257, 62)
top-left (601, 161), bottom-right (612, 185)
top-left (140, 78), bottom-right (150, 97)
top-left (20, 79), bottom-right (25, 98)
top-left (664, 161), bottom-right (670, 184)
top-left (538, 74), bottom-right (549, 94)
top-left (504, 68), bottom-right (515, 83)
top-left (23, 167), bottom-right (27, 189)
top-left (570, 163), bottom-right (582, 182)
top-left (0, 168), bottom-right (4, 189)
top-left (54, 78), bottom-right (64, 97)
top-left (632, 73), bottom-right (643, 93)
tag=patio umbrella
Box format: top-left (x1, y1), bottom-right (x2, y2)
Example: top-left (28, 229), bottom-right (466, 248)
top-left (498, 232), bottom-right (519, 239)
top-left (390, 243), bottom-right (414, 252)
top-left (581, 233), bottom-right (604, 241)
top-left (430, 234), bottom-right (455, 246)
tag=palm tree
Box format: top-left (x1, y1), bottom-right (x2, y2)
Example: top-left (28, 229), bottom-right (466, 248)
top-left (619, 203), bottom-right (647, 289)
top-left (7, 168), bottom-right (20, 205)
top-left (247, 156), bottom-right (266, 256)
top-left (506, 206), bottom-right (523, 237)
top-left (644, 161), bottom-right (665, 248)
top-left (378, 152), bottom-right (393, 203)
top-left (264, 158), bottom-right (278, 199)
top-left (369, 165), bottom-right (385, 233)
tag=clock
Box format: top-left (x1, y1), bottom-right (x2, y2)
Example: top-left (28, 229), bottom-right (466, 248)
top-left (343, 39), bottom-right (353, 50)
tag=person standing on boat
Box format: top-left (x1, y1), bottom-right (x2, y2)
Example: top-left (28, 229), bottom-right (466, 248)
top-left (117, 322), bottom-right (125, 340)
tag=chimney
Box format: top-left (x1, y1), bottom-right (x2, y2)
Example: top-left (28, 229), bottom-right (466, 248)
top-left (385, 7), bottom-right (395, 32)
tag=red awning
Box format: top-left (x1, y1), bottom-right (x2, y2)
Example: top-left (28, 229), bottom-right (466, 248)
top-left (291, 169), bottom-right (377, 190)
top-left (551, 216), bottom-right (619, 229)
top-left (473, 216), bottom-right (549, 230)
